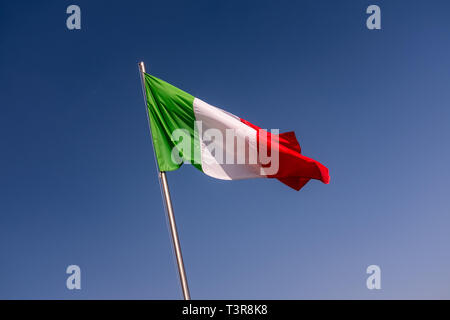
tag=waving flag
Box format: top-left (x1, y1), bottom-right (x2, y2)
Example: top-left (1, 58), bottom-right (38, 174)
top-left (143, 73), bottom-right (329, 190)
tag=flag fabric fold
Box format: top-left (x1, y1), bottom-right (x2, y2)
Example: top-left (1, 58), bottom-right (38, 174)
top-left (143, 73), bottom-right (329, 191)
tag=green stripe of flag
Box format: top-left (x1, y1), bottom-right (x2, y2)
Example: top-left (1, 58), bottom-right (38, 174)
top-left (144, 73), bottom-right (202, 172)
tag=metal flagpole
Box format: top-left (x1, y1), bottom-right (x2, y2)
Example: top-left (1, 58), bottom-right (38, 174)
top-left (138, 62), bottom-right (191, 300)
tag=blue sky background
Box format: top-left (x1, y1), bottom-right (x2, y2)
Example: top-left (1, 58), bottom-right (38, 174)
top-left (1, 0), bottom-right (450, 299)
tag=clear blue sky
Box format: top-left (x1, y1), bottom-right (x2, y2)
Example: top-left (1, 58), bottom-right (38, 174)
top-left (1, 0), bottom-right (450, 299)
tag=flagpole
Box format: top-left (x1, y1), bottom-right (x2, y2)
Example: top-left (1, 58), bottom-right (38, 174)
top-left (138, 61), bottom-right (191, 300)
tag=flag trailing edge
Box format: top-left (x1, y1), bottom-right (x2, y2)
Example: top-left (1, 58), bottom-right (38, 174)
top-left (144, 73), bottom-right (329, 191)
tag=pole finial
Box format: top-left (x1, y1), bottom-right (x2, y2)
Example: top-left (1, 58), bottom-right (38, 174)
top-left (138, 61), bottom-right (146, 73)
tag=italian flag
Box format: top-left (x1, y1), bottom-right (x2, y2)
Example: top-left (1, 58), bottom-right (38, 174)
top-left (143, 73), bottom-right (329, 191)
